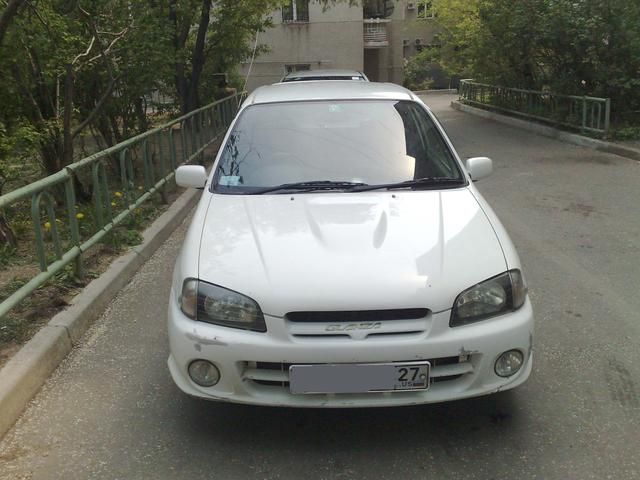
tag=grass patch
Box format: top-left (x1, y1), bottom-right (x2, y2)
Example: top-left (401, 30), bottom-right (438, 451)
top-left (0, 187), bottom-right (181, 368)
top-left (0, 137), bottom-right (220, 369)
top-left (610, 125), bottom-right (640, 141)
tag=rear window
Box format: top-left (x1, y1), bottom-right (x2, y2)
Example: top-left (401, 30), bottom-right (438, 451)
top-left (282, 75), bottom-right (366, 82)
top-left (213, 100), bottom-right (462, 193)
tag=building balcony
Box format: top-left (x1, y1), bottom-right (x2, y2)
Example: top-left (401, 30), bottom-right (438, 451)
top-left (363, 18), bottom-right (391, 48)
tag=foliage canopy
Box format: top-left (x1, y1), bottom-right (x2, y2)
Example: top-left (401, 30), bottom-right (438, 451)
top-left (406, 0), bottom-right (640, 124)
top-left (0, 0), bottom-right (282, 181)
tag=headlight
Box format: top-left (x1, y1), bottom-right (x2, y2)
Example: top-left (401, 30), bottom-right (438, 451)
top-left (179, 279), bottom-right (267, 332)
top-left (450, 270), bottom-right (527, 327)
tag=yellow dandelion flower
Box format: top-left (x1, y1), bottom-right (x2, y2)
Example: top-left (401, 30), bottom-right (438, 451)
top-left (114, 191), bottom-right (123, 198)
top-left (44, 221), bottom-right (51, 230)
top-left (111, 201), bottom-right (116, 207)
top-left (76, 213), bottom-right (85, 220)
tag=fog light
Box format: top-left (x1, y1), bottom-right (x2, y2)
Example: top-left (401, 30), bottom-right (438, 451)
top-left (188, 360), bottom-right (220, 387)
top-left (494, 350), bottom-right (524, 377)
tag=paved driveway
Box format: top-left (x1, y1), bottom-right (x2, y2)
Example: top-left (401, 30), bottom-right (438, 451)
top-left (1, 94), bottom-right (639, 480)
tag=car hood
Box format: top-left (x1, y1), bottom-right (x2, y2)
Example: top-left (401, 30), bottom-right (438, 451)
top-left (198, 189), bottom-right (506, 316)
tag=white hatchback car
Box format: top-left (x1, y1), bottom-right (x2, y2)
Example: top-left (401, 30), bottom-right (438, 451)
top-left (280, 69), bottom-right (369, 83)
top-left (168, 81), bottom-right (534, 407)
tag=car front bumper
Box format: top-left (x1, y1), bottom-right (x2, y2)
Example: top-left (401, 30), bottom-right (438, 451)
top-left (167, 296), bottom-right (534, 407)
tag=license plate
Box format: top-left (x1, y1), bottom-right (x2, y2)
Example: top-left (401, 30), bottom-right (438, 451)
top-left (289, 362), bottom-right (430, 394)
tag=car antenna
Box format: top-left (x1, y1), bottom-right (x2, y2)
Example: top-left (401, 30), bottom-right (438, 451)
top-left (240, 29), bottom-right (260, 107)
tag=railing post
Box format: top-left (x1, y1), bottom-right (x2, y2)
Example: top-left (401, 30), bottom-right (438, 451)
top-left (64, 177), bottom-right (83, 279)
top-left (180, 120), bottom-right (188, 163)
top-left (157, 132), bottom-right (169, 204)
top-left (190, 116), bottom-right (198, 161)
top-left (169, 128), bottom-right (177, 170)
top-left (30, 191), bottom-right (62, 272)
top-left (604, 98), bottom-right (611, 135)
top-left (91, 161), bottom-right (113, 230)
top-left (142, 139), bottom-right (153, 191)
top-left (119, 148), bottom-right (134, 208)
top-left (224, 100), bottom-right (230, 126)
top-left (0, 94), bottom-right (247, 320)
top-left (581, 96), bottom-right (587, 134)
top-left (208, 109), bottom-right (215, 141)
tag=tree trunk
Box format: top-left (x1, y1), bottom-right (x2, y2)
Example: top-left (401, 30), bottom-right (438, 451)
top-left (62, 63), bottom-right (74, 168)
top-left (171, 0), bottom-right (212, 115)
top-left (95, 113), bottom-right (115, 149)
top-left (0, 0), bottom-right (27, 47)
top-left (134, 97), bottom-right (148, 133)
top-left (186, 0), bottom-right (212, 113)
top-left (169, 0), bottom-right (190, 115)
top-left (40, 132), bottom-right (63, 176)
top-left (0, 214), bottom-right (16, 248)
top-left (0, 180), bottom-right (16, 248)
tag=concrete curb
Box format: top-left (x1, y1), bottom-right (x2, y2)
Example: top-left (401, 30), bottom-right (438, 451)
top-left (414, 89), bottom-right (458, 96)
top-left (451, 100), bottom-right (640, 162)
top-left (0, 187), bottom-right (200, 439)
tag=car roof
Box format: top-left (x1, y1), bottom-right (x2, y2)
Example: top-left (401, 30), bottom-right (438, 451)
top-left (244, 81), bottom-right (418, 107)
top-left (281, 69), bottom-right (367, 80)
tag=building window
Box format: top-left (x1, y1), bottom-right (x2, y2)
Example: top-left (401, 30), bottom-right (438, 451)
top-left (285, 64), bottom-right (311, 74)
top-left (282, 0), bottom-right (310, 23)
top-left (417, 1), bottom-right (434, 19)
top-left (363, 0), bottom-right (394, 19)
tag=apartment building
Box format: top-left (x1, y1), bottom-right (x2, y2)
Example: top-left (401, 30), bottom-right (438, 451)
top-left (240, 0), bottom-right (441, 91)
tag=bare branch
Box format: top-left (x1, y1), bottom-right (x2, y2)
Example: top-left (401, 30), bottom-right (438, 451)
top-left (85, 28), bottom-right (128, 66)
top-left (77, 6), bottom-right (122, 79)
top-left (10, 62), bottom-right (45, 125)
top-left (71, 74), bottom-right (120, 139)
top-left (96, 28), bottom-right (129, 36)
top-left (25, 0), bottom-right (50, 31)
top-left (72, 36), bottom-right (96, 65)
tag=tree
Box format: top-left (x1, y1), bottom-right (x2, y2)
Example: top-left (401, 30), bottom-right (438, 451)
top-left (425, 0), bottom-right (640, 122)
top-left (429, 0), bottom-right (482, 79)
top-left (0, 0), bottom-right (286, 181)
top-left (0, 0), bottom-right (28, 46)
top-left (170, 0), bottom-right (282, 114)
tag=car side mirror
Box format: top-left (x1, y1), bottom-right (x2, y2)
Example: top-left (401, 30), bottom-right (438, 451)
top-left (465, 157), bottom-right (493, 182)
top-left (176, 165), bottom-right (207, 189)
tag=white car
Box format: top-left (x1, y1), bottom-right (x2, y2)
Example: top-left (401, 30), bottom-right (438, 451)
top-left (280, 69), bottom-right (369, 83)
top-left (168, 81), bottom-right (534, 407)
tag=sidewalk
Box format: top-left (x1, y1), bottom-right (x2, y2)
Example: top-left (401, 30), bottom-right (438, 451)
top-left (451, 100), bottom-right (640, 162)
top-left (0, 188), bottom-right (200, 438)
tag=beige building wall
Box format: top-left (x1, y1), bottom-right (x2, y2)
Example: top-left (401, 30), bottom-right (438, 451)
top-left (386, 3), bottom-right (442, 85)
top-left (239, 1), bottom-right (440, 91)
top-left (240, 2), bottom-right (363, 92)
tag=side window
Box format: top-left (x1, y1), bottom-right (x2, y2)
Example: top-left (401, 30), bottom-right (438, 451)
top-left (394, 102), bottom-right (458, 179)
top-left (285, 64), bottom-right (311, 74)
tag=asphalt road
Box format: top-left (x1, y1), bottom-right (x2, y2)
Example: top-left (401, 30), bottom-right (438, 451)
top-left (1, 94), bottom-right (639, 480)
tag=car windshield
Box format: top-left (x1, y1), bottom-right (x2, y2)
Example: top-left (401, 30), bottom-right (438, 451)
top-left (212, 100), bottom-right (464, 193)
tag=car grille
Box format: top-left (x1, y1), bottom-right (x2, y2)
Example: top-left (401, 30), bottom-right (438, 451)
top-left (241, 356), bottom-right (475, 391)
top-left (285, 309), bottom-right (431, 340)
top-left (286, 309), bottom-right (429, 323)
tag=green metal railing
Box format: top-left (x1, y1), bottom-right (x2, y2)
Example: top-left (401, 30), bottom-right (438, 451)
top-left (459, 79), bottom-right (611, 135)
top-left (0, 93), bottom-right (245, 319)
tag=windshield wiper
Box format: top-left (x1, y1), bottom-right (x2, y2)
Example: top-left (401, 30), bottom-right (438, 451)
top-left (246, 180), bottom-right (368, 195)
top-left (351, 176), bottom-right (465, 192)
